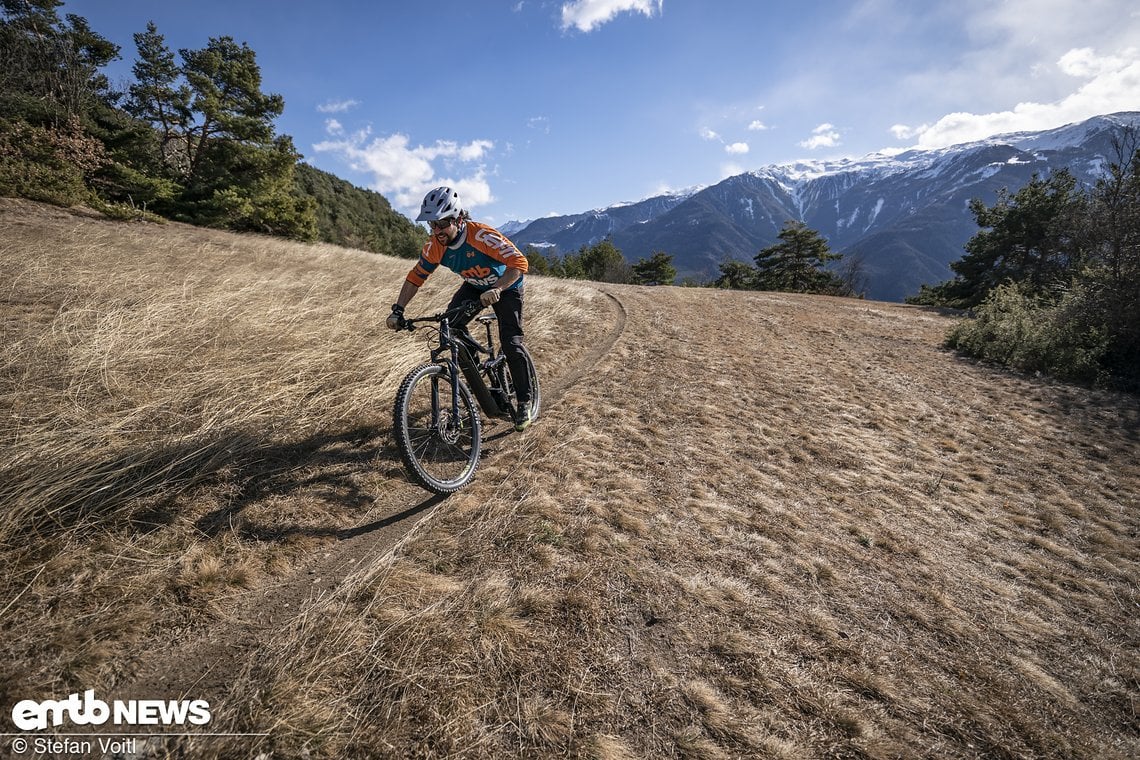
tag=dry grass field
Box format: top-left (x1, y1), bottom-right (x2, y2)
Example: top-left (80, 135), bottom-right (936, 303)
top-left (1, 197), bottom-right (1137, 759)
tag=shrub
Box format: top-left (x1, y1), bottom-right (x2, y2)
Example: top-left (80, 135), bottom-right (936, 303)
top-left (0, 116), bottom-right (106, 205)
top-left (946, 281), bottom-right (1111, 386)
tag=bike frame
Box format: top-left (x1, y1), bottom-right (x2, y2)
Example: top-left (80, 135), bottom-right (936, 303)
top-left (406, 305), bottom-right (510, 420)
top-left (431, 317), bottom-right (466, 429)
top-left (455, 316), bottom-right (513, 419)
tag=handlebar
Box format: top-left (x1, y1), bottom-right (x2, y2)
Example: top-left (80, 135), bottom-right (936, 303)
top-left (396, 300), bottom-right (482, 332)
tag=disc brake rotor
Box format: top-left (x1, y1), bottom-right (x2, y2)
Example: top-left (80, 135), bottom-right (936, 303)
top-left (436, 409), bottom-right (463, 444)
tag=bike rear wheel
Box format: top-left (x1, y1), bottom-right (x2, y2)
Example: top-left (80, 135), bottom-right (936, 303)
top-left (393, 362), bottom-right (482, 494)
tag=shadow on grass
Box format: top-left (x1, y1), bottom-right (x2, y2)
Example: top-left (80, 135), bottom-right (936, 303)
top-left (189, 426), bottom-right (390, 536)
top-left (194, 490), bottom-right (448, 544)
top-left (1, 425), bottom-right (421, 546)
top-left (189, 425), bottom-right (452, 543)
top-left (336, 493), bottom-right (448, 539)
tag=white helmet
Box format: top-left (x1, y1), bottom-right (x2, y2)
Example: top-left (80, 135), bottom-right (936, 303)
top-left (416, 186), bottom-right (464, 222)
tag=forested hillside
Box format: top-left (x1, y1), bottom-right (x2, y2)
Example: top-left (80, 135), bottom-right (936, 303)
top-left (295, 162), bottom-right (424, 259)
top-left (0, 2), bottom-right (425, 256)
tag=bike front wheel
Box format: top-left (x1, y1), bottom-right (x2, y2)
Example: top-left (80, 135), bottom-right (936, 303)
top-left (393, 363), bottom-right (482, 494)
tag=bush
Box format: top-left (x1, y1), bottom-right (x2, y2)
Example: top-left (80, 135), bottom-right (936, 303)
top-left (946, 281), bottom-right (1111, 386)
top-left (0, 117), bottom-right (106, 206)
top-left (932, 133), bottom-right (1140, 392)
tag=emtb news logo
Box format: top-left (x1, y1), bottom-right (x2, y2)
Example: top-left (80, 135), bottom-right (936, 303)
top-left (11, 690), bottom-right (211, 731)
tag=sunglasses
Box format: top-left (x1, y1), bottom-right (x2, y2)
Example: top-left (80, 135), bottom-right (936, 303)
top-left (429, 218), bottom-right (455, 230)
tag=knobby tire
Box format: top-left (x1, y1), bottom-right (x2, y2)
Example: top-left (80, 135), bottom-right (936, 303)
top-left (393, 362), bottom-right (482, 494)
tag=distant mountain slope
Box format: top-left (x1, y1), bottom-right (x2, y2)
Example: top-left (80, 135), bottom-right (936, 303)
top-left (507, 112), bottom-right (1139, 300)
top-left (509, 189), bottom-right (698, 253)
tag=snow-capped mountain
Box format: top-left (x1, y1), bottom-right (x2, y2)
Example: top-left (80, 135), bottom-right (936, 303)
top-left (507, 187), bottom-right (701, 252)
top-left (506, 112), bottom-right (1138, 301)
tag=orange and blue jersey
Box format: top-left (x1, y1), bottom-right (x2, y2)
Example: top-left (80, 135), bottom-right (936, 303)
top-left (406, 221), bottom-right (529, 292)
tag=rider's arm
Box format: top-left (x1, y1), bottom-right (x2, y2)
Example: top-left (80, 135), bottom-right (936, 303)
top-left (394, 279), bottom-right (419, 310)
top-left (479, 266), bottom-right (523, 306)
top-left (394, 240), bottom-right (442, 311)
top-left (493, 266), bottom-right (523, 293)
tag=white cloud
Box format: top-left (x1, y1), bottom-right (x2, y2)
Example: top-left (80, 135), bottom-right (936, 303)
top-left (725, 142), bottom-right (749, 155)
top-left (458, 140), bottom-right (494, 161)
top-left (561, 0), bottom-right (663, 33)
top-left (313, 129), bottom-right (496, 211)
top-left (700, 127), bottom-right (721, 141)
top-left (720, 162), bottom-right (745, 179)
top-left (894, 46), bottom-right (1140, 149)
top-left (1057, 46), bottom-right (1132, 78)
top-left (325, 119), bottom-right (344, 136)
top-left (317, 99), bottom-right (360, 114)
top-left (443, 171), bottom-right (495, 211)
top-left (747, 120), bottom-right (769, 131)
top-left (800, 123), bottom-right (841, 150)
top-left (889, 123), bottom-right (926, 140)
top-left (866, 0), bottom-right (1140, 148)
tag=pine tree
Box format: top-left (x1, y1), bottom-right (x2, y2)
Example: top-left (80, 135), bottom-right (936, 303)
top-left (754, 220), bottom-right (841, 293)
top-left (576, 238), bottom-right (630, 283)
top-left (714, 260), bottom-right (758, 290)
top-left (0, 1), bottom-right (119, 204)
top-left (125, 21), bottom-right (191, 176)
top-left (0, 0), bottom-right (119, 123)
top-left (930, 171), bottom-right (1086, 308)
top-left (631, 251), bottom-right (676, 285)
top-left (137, 32), bottom-right (314, 238)
top-left (178, 36), bottom-right (285, 182)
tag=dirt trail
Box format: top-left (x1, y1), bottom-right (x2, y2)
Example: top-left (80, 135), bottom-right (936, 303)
top-left (111, 292), bottom-right (628, 704)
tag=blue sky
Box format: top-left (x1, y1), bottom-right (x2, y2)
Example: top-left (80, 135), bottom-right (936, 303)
top-left (61, 0), bottom-right (1140, 226)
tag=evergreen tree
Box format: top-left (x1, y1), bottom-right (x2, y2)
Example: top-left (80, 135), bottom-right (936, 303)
top-left (557, 249), bottom-right (584, 279)
top-left (521, 246), bottom-right (553, 275)
top-left (926, 171), bottom-right (1087, 308)
top-left (122, 32), bottom-right (315, 237)
top-left (178, 36), bottom-right (284, 182)
top-left (631, 251), bottom-right (676, 285)
top-left (198, 135), bottom-right (316, 239)
top-left (125, 21), bottom-right (191, 177)
top-left (754, 220), bottom-right (841, 293)
top-left (0, 0), bottom-right (120, 123)
top-left (1079, 137), bottom-right (1140, 383)
top-left (574, 238), bottom-right (630, 283)
top-left (1087, 130), bottom-right (1140, 287)
top-left (714, 260), bottom-right (758, 290)
top-left (0, 1), bottom-right (121, 204)
top-left (928, 135), bottom-right (1140, 390)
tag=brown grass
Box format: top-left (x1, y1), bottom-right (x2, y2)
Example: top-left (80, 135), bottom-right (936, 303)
top-left (2, 197), bottom-right (1138, 759)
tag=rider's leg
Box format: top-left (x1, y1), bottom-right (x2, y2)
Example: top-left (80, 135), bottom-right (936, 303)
top-left (446, 283), bottom-right (483, 358)
top-left (493, 286), bottom-right (532, 405)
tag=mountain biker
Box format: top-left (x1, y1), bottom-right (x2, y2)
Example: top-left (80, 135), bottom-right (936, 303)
top-left (386, 186), bottom-right (535, 432)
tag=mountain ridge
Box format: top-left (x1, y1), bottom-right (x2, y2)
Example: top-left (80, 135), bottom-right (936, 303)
top-left (506, 112), bottom-right (1138, 300)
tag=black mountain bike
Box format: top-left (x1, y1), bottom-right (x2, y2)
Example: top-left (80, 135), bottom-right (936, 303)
top-left (392, 301), bottom-right (541, 494)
